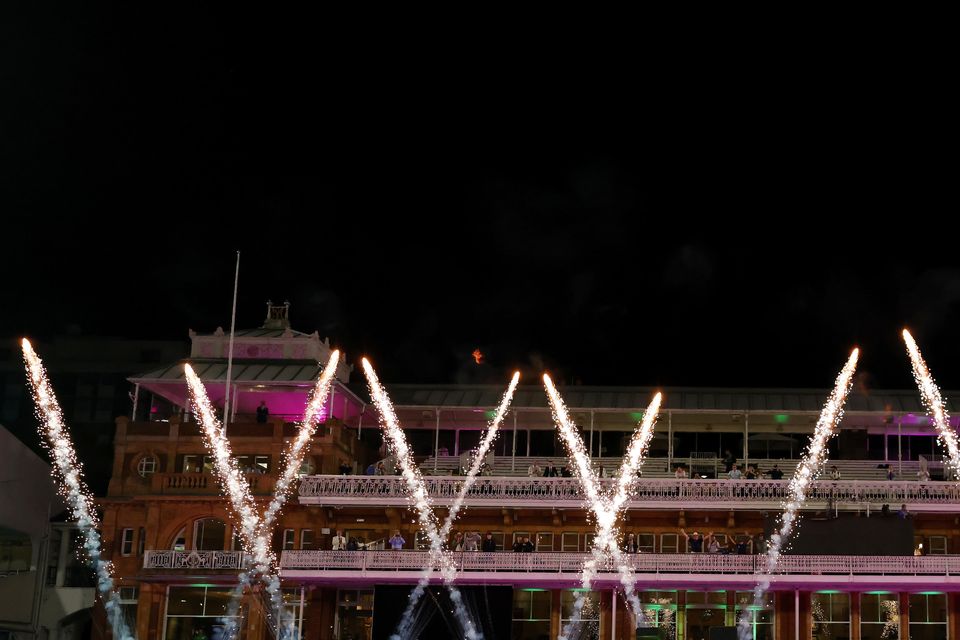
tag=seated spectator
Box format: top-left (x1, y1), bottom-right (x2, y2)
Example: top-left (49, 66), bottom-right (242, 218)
top-left (769, 464), bottom-right (784, 480)
top-left (728, 464), bottom-right (743, 480)
top-left (339, 459), bottom-right (351, 475)
top-left (745, 465), bottom-right (757, 480)
top-left (918, 468), bottom-right (931, 481)
top-left (365, 462), bottom-right (376, 475)
top-left (376, 461), bottom-right (386, 475)
top-left (550, 466), bottom-right (559, 477)
top-left (528, 462), bottom-right (541, 477)
top-left (830, 465), bottom-right (841, 480)
top-left (512, 537), bottom-right (524, 552)
top-left (543, 465), bottom-right (551, 478)
top-left (674, 465), bottom-right (688, 479)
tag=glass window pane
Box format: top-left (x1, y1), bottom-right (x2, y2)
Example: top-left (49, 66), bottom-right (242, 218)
top-left (926, 593), bottom-right (947, 622)
top-left (909, 594), bottom-right (929, 621)
top-left (530, 591), bottom-right (551, 620)
top-left (203, 588), bottom-right (233, 616)
top-left (166, 586), bottom-right (205, 615)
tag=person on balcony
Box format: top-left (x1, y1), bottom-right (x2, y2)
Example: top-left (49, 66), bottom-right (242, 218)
top-left (512, 537), bottom-right (524, 552)
top-left (549, 465), bottom-right (559, 477)
top-left (735, 534), bottom-right (750, 554)
top-left (623, 533), bottom-right (639, 553)
top-left (481, 532), bottom-right (497, 552)
top-left (887, 469), bottom-right (897, 480)
top-left (542, 465), bottom-right (551, 478)
top-left (346, 537), bottom-right (360, 551)
top-left (706, 534), bottom-right (721, 554)
top-left (256, 401), bottom-right (269, 423)
top-left (830, 466), bottom-right (841, 480)
top-left (681, 529), bottom-right (707, 553)
top-left (453, 531), bottom-right (464, 552)
top-left (527, 462), bottom-right (541, 477)
top-left (375, 461), bottom-right (386, 475)
top-left (745, 465), bottom-right (758, 480)
top-left (464, 531), bottom-right (481, 551)
top-left (722, 449), bottom-right (736, 472)
top-left (522, 536), bottom-right (535, 552)
top-left (388, 531), bottom-right (406, 550)
top-left (898, 504), bottom-right (910, 519)
top-left (674, 465), bottom-right (688, 479)
top-left (332, 530), bottom-right (347, 550)
top-left (918, 468), bottom-right (931, 481)
top-left (769, 465), bottom-right (784, 480)
top-left (728, 464), bottom-right (742, 480)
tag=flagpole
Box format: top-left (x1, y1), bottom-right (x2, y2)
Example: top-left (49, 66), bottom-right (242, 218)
top-left (223, 251), bottom-right (240, 425)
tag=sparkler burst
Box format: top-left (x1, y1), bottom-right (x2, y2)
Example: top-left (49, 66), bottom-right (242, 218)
top-left (544, 374), bottom-right (661, 640)
top-left (737, 348), bottom-right (859, 640)
top-left (362, 358), bottom-right (487, 640)
top-left (22, 339), bottom-right (134, 640)
top-left (902, 329), bottom-right (960, 478)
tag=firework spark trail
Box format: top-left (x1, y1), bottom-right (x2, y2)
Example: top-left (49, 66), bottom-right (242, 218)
top-left (362, 358), bottom-right (483, 640)
top-left (391, 372), bottom-right (521, 637)
top-left (544, 375), bottom-right (661, 640)
top-left (216, 352), bottom-right (340, 637)
top-left (737, 348), bottom-right (859, 640)
top-left (903, 329), bottom-right (960, 478)
top-left (22, 340), bottom-right (135, 640)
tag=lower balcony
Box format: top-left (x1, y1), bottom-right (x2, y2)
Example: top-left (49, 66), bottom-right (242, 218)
top-left (143, 550), bottom-right (247, 570)
top-left (279, 550), bottom-right (960, 590)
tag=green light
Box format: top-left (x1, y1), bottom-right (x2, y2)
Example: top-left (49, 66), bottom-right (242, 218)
top-left (521, 588), bottom-right (548, 592)
top-left (630, 412), bottom-right (645, 422)
top-left (816, 590), bottom-right (841, 594)
top-left (484, 410), bottom-right (496, 420)
top-left (865, 591), bottom-right (894, 595)
top-left (774, 414), bottom-right (789, 424)
top-left (916, 591), bottom-right (944, 595)
top-left (188, 583), bottom-right (216, 587)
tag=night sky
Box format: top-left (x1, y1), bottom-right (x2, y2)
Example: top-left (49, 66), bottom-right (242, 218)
top-left (3, 8), bottom-right (958, 392)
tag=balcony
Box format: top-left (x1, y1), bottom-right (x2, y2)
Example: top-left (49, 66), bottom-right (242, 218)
top-left (297, 475), bottom-right (960, 511)
top-left (279, 550), bottom-right (960, 589)
top-left (143, 550), bottom-right (247, 570)
top-left (151, 472), bottom-right (276, 496)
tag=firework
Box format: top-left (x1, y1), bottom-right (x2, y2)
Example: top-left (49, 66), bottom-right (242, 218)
top-left (903, 329), bottom-right (960, 478)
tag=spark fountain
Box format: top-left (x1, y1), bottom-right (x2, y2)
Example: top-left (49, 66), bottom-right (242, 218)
top-left (362, 358), bottom-right (498, 640)
top-left (902, 329), bottom-right (960, 478)
top-left (22, 339), bottom-right (135, 640)
top-left (183, 351), bottom-right (340, 639)
top-left (737, 348), bottom-right (859, 640)
top-left (393, 372), bottom-right (520, 638)
top-left (543, 374), bottom-right (662, 640)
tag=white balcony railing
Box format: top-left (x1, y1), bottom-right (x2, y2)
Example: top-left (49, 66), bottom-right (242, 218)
top-left (143, 550), bottom-right (247, 570)
top-left (280, 550), bottom-right (960, 576)
top-left (298, 475), bottom-right (960, 509)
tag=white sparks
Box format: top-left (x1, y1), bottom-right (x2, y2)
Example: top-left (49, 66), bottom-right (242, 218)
top-left (22, 339), bottom-right (134, 640)
top-left (903, 329), bottom-right (960, 478)
top-left (738, 348), bottom-right (859, 640)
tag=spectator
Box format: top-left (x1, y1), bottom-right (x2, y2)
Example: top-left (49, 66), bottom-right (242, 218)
top-left (464, 531), bottom-right (481, 551)
top-left (830, 466), bottom-right (841, 480)
top-left (332, 529), bottom-right (347, 551)
top-left (624, 533), bottom-right (639, 554)
top-left (728, 464), bottom-right (743, 480)
top-left (735, 535), bottom-right (749, 555)
top-left (339, 459), bottom-right (351, 475)
top-left (256, 401), bottom-right (269, 423)
top-left (722, 449), bottom-right (736, 472)
top-left (915, 543), bottom-right (924, 556)
top-left (481, 532), bottom-right (497, 552)
top-left (452, 531), bottom-right (464, 552)
top-left (375, 461), bottom-right (386, 476)
top-left (918, 468), bottom-right (931, 481)
top-left (365, 462), bottom-right (376, 475)
top-left (512, 537), bottom-right (524, 552)
top-left (528, 462), bottom-right (541, 477)
top-left (675, 465), bottom-right (688, 479)
top-left (754, 533), bottom-right (768, 554)
top-left (346, 537), bottom-right (359, 551)
top-left (543, 465), bottom-right (551, 478)
top-left (769, 465), bottom-right (784, 480)
top-left (388, 530), bottom-right (406, 550)
top-left (561, 467), bottom-right (572, 478)
top-left (522, 536), bottom-right (535, 553)
top-left (898, 504), bottom-right (910, 519)
top-left (550, 466), bottom-right (559, 478)
top-left (881, 503), bottom-right (891, 516)
top-left (745, 465), bottom-right (757, 480)
top-left (707, 534), bottom-right (721, 554)
top-left (681, 529), bottom-right (707, 553)
top-left (887, 469), bottom-right (896, 481)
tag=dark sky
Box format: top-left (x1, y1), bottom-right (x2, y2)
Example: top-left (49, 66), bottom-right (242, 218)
top-left (3, 8), bottom-right (958, 391)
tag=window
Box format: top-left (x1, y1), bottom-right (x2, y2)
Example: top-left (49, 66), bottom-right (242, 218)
top-left (736, 591), bottom-right (774, 640)
top-left (283, 529), bottom-right (296, 551)
top-left (138, 527), bottom-right (145, 557)
top-left (164, 586), bottom-right (239, 640)
top-left (64, 530), bottom-right (96, 587)
top-left (909, 593), bottom-right (947, 640)
top-left (336, 590), bottom-right (374, 640)
top-left (181, 454), bottom-right (211, 474)
top-left (927, 536), bottom-right (948, 555)
top-left (120, 528), bottom-right (134, 556)
top-left (584, 533), bottom-right (596, 550)
top-left (172, 527), bottom-right (186, 551)
top-left (46, 529), bottom-right (62, 586)
top-left (561, 590), bottom-right (600, 640)
top-left (137, 455), bottom-right (158, 477)
top-left (861, 593), bottom-right (899, 640)
top-left (636, 533), bottom-right (655, 553)
top-left (640, 591), bottom-right (677, 636)
top-left (415, 530), bottom-right (431, 551)
top-left (300, 530), bottom-right (314, 550)
top-left (119, 586), bottom-right (138, 632)
top-left (512, 589), bottom-right (551, 640)
top-left (536, 532), bottom-right (553, 551)
top-left (561, 532), bottom-right (580, 552)
top-left (282, 588), bottom-right (304, 640)
top-left (660, 533), bottom-right (679, 553)
top-left (0, 532), bottom-right (32, 572)
top-left (812, 592), bottom-right (850, 640)
top-left (233, 454), bottom-right (270, 473)
top-left (192, 519), bottom-right (226, 551)
top-left (298, 457), bottom-right (315, 476)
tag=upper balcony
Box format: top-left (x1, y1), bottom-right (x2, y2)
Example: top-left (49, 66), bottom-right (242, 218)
top-left (278, 550), bottom-right (960, 590)
top-left (297, 475), bottom-right (960, 511)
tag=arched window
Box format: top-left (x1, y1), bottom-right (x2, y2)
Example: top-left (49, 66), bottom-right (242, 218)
top-left (193, 518), bottom-right (227, 550)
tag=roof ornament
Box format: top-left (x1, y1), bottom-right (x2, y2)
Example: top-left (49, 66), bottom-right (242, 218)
top-left (264, 300), bottom-right (291, 330)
